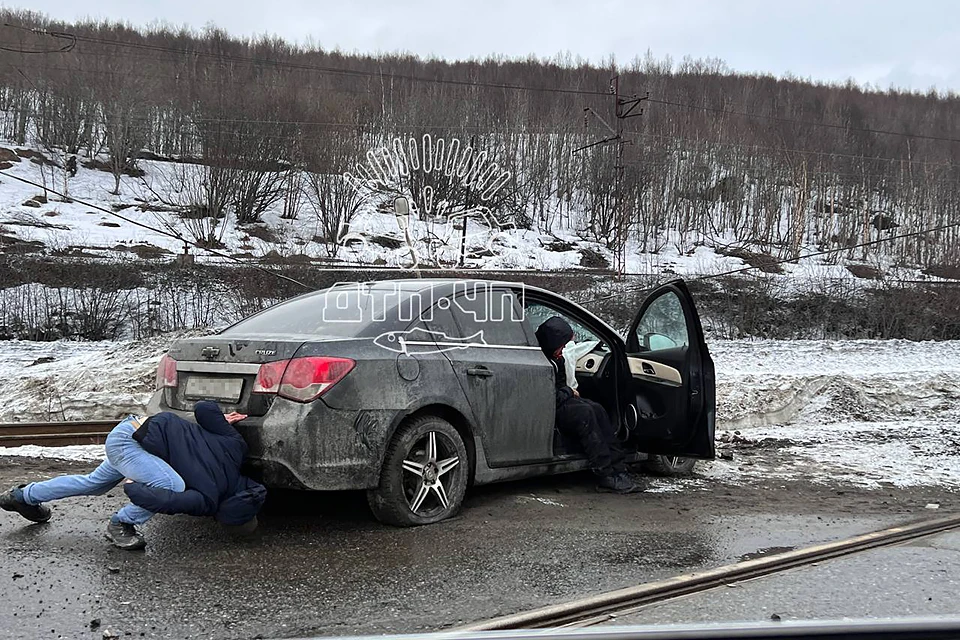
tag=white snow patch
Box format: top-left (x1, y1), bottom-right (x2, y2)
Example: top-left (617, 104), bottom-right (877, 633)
top-left (642, 477), bottom-right (707, 493)
top-left (0, 444), bottom-right (105, 462)
top-left (516, 495), bottom-right (566, 507)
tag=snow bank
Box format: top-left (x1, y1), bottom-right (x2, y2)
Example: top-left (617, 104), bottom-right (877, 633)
top-left (709, 339), bottom-right (960, 488)
top-left (711, 339), bottom-right (960, 428)
top-left (0, 336), bottom-right (168, 422)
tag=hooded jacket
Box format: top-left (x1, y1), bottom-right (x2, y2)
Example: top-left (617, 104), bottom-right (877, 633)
top-left (123, 401), bottom-right (266, 525)
top-left (535, 316), bottom-right (576, 407)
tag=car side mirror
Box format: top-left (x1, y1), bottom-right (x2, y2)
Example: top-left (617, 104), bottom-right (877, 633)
top-left (644, 332), bottom-right (678, 351)
top-left (394, 197), bottom-right (411, 231)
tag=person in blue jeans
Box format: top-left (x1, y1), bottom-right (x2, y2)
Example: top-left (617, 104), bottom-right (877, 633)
top-left (0, 402), bottom-right (266, 551)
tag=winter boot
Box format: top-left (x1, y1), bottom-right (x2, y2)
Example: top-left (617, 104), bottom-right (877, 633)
top-left (0, 485), bottom-right (51, 523)
top-left (598, 472), bottom-right (643, 494)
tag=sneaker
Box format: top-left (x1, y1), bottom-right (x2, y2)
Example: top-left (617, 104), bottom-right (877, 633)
top-left (598, 472), bottom-right (643, 494)
top-left (106, 520), bottom-right (146, 551)
top-left (0, 485), bottom-right (51, 523)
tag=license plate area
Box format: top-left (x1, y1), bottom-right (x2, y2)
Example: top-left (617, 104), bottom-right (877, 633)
top-left (183, 375), bottom-right (243, 403)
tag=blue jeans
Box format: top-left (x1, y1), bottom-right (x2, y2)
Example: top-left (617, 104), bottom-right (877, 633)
top-left (22, 417), bottom-right (185, 525)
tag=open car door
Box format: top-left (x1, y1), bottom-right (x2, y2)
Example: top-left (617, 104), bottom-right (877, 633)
top-left (623, 279), bottom-right (716, 459)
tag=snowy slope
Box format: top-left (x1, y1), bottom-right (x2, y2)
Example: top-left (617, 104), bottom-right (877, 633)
top-left (0, 142), bottom-right (935, 281)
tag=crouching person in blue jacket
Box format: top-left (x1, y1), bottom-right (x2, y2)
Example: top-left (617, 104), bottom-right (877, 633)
top-left (0, 401), bottom-right (266, 551)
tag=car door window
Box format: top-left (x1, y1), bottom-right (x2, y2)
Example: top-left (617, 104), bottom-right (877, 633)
top-left (450, 288), bottom-right (527, 347)
top-left (524, 303), bottom-right (604, 346)
top-left (634, 292), bottom-right (689, 352)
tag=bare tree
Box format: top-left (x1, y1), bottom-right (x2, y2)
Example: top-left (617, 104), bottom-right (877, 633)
top-left (99, 63), bottom-right (149, 195)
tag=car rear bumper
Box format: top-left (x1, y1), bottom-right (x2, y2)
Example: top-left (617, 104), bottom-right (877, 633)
top-left (147, 391), bottom-right (396, 491)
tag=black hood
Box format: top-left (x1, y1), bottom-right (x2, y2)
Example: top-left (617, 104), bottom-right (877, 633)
top-left (535, 316), bottom-right (574, 356)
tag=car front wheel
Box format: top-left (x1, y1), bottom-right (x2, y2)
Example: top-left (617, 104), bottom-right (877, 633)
top-left (642, 454), bottom-right (697, 476)
top-left (367, 415), bottom-right (469, 527)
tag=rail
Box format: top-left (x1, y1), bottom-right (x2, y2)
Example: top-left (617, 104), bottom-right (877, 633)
top-left (456, 516), bottom-right (960, 631)
top-left (0, 420), bottom-right (116, 448)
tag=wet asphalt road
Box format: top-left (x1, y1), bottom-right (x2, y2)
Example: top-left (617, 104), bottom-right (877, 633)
top-left (605, 529), bottom-right (960, 625)
top-left (1, 462), bottom-right (931, 640)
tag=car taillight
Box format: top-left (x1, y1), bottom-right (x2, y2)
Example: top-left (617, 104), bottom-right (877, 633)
top-left (277, 356), bottom-right (355, 402)
top-left (253, 359), bottom-right (290, 394)
top-left (156, 354), bottom-right (178, 389)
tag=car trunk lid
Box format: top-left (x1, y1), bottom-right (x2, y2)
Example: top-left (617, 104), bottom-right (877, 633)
top-left (163, 336), bottom-right (307, 416)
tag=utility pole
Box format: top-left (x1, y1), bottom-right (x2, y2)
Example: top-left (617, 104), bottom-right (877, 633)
top-left (458, 135), bottom-right (477, 268)
top-left (573, 76), bottom-right (647, 274)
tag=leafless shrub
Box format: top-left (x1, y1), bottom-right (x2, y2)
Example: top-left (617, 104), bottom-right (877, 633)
top-left (307, 173), bottom-right (366, 257)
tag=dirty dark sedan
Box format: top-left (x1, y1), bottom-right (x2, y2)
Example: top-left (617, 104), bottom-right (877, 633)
top-left (148, 278), bottom-right (715, 526)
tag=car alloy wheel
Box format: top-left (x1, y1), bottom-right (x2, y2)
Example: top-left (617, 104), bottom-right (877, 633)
top-left (401, 430), bottom-right (462, 516)
top-left (368, 415), bottom-right (469, 527)
top-left (641, 453), bottom-right (697, 476)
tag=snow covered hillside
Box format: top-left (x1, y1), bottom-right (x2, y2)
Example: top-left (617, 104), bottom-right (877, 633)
top-left (0, 142), bottom-right (939, 280)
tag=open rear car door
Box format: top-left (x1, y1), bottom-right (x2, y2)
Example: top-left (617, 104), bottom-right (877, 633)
top-left (623, 279), bottom-right (716, 459)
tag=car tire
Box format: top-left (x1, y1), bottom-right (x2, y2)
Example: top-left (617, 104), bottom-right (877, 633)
top-left (642, 455), bottom-right (697, 476)
top-left (367, 415), bottom-right (469, 527)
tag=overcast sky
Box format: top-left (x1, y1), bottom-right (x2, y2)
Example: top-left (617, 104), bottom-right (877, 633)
top-left (16, 0), bottom-right (960, 93)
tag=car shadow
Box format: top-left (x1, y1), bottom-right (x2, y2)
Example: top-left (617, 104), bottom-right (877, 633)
top-left (260, 471), bottom-right (602, 526)
top-left (262, 488), bottom-right (374, 522)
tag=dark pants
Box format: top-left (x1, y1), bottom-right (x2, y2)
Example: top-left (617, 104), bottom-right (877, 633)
top-left (556, 397), bottom-right (626, 477)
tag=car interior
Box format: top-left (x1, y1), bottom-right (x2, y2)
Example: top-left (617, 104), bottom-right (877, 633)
top-left (523, 302), bottom-right (624, 457)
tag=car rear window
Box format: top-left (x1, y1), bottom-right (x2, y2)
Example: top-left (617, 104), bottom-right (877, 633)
top-left (222, 285), bottom-right (419, 338)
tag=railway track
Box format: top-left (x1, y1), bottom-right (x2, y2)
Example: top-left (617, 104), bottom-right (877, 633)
top-left (0, 420), bottom-right (116, 448)
top-left (457, 515), bottom-right (960, 631)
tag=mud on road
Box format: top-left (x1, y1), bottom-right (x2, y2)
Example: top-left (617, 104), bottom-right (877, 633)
top-left (0, 453), bottom-right (955, 640)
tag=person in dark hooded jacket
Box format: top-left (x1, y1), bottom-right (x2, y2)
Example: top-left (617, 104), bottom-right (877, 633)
top-left (123, 401), bottom-right (266, 533)
top-left (535, 317), bottom-right (641, 494)
top-left (1, 401), bottom-right (266, 550)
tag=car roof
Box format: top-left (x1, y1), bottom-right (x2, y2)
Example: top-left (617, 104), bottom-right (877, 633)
top-left (345, 278), bottom-right (553, 296)
top-left (343, 277), bottom-right (616, 334)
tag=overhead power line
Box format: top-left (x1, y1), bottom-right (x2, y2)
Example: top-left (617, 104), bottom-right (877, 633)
top-left (0, 108), bottom-right (571, 136)
top-left (696, 222), bottom-right (960, 281)
top-left (56, 33), bottom-right (960, 144)
top-left (7, 27), bottom-right (959, 148)
top-left (0, 24), bottom-right (75, 53)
